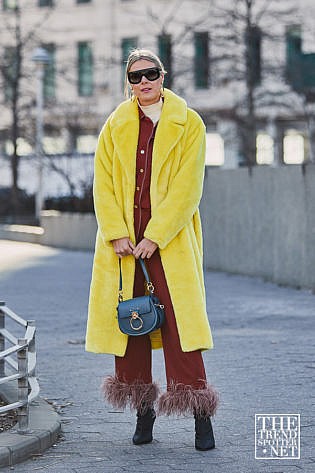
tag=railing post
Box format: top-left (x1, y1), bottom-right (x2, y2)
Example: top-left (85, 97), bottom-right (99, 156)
top-left (27, 320), bottom-right (36, 375)
top-left (17, 339), bottom-right (29, 433)
top-left (0, 302), bottom-right (5, 377)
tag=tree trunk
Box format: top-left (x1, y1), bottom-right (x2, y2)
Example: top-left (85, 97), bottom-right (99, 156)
top-left (243, 0), bottom-right (257, 169)
top-left (9, 5), bottom-right (22, 217)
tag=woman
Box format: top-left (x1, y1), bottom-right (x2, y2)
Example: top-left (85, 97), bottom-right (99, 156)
top-left (86, 48), bottom-right (219, 450)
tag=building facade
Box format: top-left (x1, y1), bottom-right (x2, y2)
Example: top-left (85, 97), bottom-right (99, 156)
top-left (1, 0), bottom-right (315, 191)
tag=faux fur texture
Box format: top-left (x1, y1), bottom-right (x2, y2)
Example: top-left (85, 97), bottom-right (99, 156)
top-left (86, 88), bottom-right (214, 356)
top-left (157, 381), bottom-right (220, 418)
top-left (102, 375), bottom-right (159, 415)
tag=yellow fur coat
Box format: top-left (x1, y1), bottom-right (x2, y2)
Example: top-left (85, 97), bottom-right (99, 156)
top-left (86, 89), bottom-right (213, 356)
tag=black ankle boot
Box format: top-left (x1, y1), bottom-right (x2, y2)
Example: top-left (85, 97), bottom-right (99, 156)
top-left (195, 416), bottom-right (215, 451)
top-left (132, 408), bottom-right (156, 445)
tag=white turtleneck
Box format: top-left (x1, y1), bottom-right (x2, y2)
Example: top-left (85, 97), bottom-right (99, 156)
top-left (138, 98), bottom-right (163, 126)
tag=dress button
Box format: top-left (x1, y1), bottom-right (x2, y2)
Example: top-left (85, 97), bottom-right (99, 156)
top-left (139, 168), bottom-right (144, 173)
top-left (134, 204), bottom-right (138, 209)
top-left (140, 150), bottom-right (145, 154)
top-left (136, 186), bottom-right (140, 191)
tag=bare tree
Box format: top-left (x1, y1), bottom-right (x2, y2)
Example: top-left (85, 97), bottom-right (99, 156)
top-left (208, 0), bottom-right (297, 167)
top-left (128, 0), bottom-right (298, 166)
top-left (0, 0), bottom-right (53, 215)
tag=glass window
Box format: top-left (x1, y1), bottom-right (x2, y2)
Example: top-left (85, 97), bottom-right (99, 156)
top-left (246, 25), bottom-right (262, 87)
top-left (78, 42), bottom-right (93, 96)
top-left (205, 133), bottom-right (224, 166)
top-left (3, 46), bottom-right (17, 102)
top-left (285, 25), bottom-right (302, 90)
top-left (5, 138), bottom-right (32, 156)
top-left (43, 136), bottom-right (67, 154)
top-left (38, 0), bottom-right (54, 6)
top-left (194, 32), bottom-right (209, 89)
top-left (283, 131), bottom-right (305, 164)
top-left (158, 34), bottom-right (172, 88)
top-left (121, 37), bottom-right (138, 65)
top-left (121, 37), bottom-right (138, 84)
top-left (256, 133), bottom-right (274, 165)
top-left (285, 24), bottom-right (315, 93)
top-left (3, 0), bottom-right (17, 10)
top-left (43, 44), bottom-right (55, 99)
top-left (76, 135), bottom-right (97, 154)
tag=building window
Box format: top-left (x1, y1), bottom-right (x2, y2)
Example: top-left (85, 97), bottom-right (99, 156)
top-left (285, 25), bottom-right (302, 91)
top-left (245, 25), bottom-right (261, 87)
top-left (5, 138), bottom-right (32, 156)
top-left (38, 0), bottom-right (54, 6)
top-left (43, 136), bottom-right (67, 155)
top-left (285, 24), bottom-right (315, 96)
top-left (205, 133), bottom-right (224, 166)
top-left (3, 46), bottom-right (17, 102)
top-left (158, 34), bottom-right (172, 88)
top-left (43, 44), bottom-right (55, 99)
top-left (76, 134), bottom-right (97, 154)
top-left (3, 0), bottom-right (17, 10)
top-left (121, 37), bottom-right (138, 65)
top-left (256, 133), bottom-right (274, 165)
top-left (194, 32), bottom-right (210, 89)
top-left (77, 0), bottom-right (91, 3)
top-left (283, 131), bottom-right (305, 164)
top-left (121, 37), bottom-right (138, 84)
top-left (78, 42), bottom-right (93, 97)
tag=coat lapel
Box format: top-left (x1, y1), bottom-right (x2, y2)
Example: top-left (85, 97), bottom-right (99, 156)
top-left (110, 89), bottom-right (187, 183)
top-left (152, 89), bottom-right (187, 178)
top-left (111, 99), bottom-right (139, 182)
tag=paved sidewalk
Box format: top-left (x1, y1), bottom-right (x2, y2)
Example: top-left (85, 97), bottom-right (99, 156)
top-left (0, 240), bottom-right (314, 472)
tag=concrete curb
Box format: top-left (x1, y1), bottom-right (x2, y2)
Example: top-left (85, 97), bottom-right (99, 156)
top-left (0, 392), bottom-right (61, 469)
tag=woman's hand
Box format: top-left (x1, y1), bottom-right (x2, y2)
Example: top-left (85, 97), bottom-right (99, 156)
top-left (133, 238), bottom-right (158, 259)
top-left (112, 237), bottom-right (135, 257)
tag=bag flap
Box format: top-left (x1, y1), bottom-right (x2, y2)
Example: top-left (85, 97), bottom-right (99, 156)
top-left (118, 295), bottom-right (152, 319)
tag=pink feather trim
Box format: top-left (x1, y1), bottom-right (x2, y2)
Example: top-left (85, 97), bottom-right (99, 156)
top-left (102, 375), bottom-right (159, 414)
top-left (157, 381), bottom-right (220, 418)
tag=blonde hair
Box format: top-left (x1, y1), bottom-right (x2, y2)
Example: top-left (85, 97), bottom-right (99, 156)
top-left (124, 48), bottom-right (166, 99)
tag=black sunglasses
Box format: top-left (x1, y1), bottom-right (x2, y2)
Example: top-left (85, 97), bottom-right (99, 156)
top-left (127, 67), bottom-right (161, 84)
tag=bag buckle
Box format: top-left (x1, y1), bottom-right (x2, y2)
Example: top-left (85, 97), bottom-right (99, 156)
top-left (130, 311), bottom-right (143, 331)
top-left (146, 282), bottom-right (155, 293)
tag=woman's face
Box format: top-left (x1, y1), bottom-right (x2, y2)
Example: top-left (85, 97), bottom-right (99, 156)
top-left (128, 59), bottom-right (164, 106)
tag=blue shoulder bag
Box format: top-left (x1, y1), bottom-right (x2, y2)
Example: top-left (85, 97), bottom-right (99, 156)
top-left (117, 258), bottom-right (165, 336)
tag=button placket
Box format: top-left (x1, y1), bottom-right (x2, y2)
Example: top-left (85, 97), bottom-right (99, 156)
top-left (134, 114), bottom-right (155, 239)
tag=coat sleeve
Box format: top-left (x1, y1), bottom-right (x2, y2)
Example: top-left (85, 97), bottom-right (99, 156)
top-left (93, 118), bottom-right (129, 245)
top-left (144, 112), bottom-right (206, 249)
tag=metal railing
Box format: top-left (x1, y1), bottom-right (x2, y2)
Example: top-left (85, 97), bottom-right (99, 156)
top-left (0, 301), bottom-right (39, 433)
